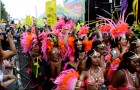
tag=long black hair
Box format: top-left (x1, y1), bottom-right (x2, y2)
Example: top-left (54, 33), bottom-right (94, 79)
top-left (74, 38), bottom-right (85, 62)
top-left (117, 51), bottom-right (136, 71)
top-left (86, 49), bottom-right (97, 70)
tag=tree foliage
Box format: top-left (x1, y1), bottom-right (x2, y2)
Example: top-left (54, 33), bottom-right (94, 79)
top-left (1, 2), bottom-right (8, 21)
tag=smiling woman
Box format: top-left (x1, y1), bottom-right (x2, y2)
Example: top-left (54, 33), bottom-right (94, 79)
top-left (108, 51), bottom-right (140, 89)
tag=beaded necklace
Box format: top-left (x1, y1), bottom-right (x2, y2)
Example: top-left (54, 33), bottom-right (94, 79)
top-left (127, 69), bottom-right (137, 82)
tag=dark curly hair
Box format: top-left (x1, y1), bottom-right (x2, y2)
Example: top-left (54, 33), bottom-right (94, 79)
top-left (117, 51), bottom-right (136, 71)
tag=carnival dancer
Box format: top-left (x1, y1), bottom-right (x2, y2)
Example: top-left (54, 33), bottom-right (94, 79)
top-left (53, 20), bottom-right (92, 90)
top-left (75, 49), bottom-right (106, 90)
top-left (65, 39), bottom-right (85, 69)
top-left (41, 33), bottom-right (65, 89)
top-left (108, 51), bottom-right (140, 89)
top-left (92, 40), bottom-right (106, 68)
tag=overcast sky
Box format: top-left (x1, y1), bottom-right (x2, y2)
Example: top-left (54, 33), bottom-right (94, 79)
top-left (2, 0), bottom-right (64, 19)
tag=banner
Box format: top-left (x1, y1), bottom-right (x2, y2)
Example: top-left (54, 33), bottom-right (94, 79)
top-left (0, 19), bottom-right (6, 23)
top-left (63, 0), bottom-right (85, 22)
top-left (25, 15), bottom-right (33, 27)
top-left (46, 0), bottom-right (57, 27)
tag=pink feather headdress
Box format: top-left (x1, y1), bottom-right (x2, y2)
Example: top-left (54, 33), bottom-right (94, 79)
top-left (62, 20), bottom-right (75, 30)
top-left (53, 19), bottom-right (65, 30)
top-left (100, 24), bottom-right (111, 33)
top-left (41, 32), bottom-right (66, 60)
top-left (78, 25), bottom-right (89, 38)
top-left (54, 69), bottom-right (79, 90)
top-left (41, 36), bottom-right (54, 60)
top-left (21, 32), bottom-right (35, 53)
top-left (99, 3), bottom-right (130, 39)
top-left (52, 19), bottom-right (65, 36)
top-left (99, 12), bottom-right (129, 39)
top-left (38, 32), bottom-right (48, 41)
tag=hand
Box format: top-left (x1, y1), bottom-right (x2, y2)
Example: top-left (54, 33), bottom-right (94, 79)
top-left (8, 75), bottom-right (16, 79)
top-left (0, 82), bottom-right (7, 89)
top-left (7, 32), bottom-right (13, 39)
top-left (126, 42), bottom-right (130, 48)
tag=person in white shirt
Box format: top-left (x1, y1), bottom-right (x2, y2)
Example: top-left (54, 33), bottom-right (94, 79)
top-left (0, 30), bottom-right (16, 89)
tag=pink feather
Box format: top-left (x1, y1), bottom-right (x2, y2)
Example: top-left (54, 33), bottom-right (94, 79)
top-left (54, 69), bottom-right (79, 90)
top-left (21, 32), bottom-right (29, 53)
top-left (41, 38), bottom-right (47, 59)
top-left (38, 32), bottom-right (47, 40)
top-left (53, 19), bottom-right (65, 30)
top-left (32, 34), bottom-right (38, 45)
top-left (79, 25), bottom-right (89, 38)
top-left (62, 20), bottom-right (75, 30)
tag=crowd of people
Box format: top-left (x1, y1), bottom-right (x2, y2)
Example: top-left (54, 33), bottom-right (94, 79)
top-left (0, 10), bottom-right (140, 90)
top-left (18, 14), bottom-right (140, 90)
top-left (0, 23), bottom-right (17, 89)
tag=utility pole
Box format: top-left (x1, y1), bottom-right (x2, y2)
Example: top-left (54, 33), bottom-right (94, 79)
top-left (111, 0), bottom-right (115, 20)
top-left (35, 5), bottom-right (37, 18)
top-left (88, 0), bottom-right (90, 26)
top-left (0, 0), bottom-right (1, 20)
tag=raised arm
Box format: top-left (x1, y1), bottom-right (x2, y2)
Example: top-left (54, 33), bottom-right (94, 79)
top-left (2, 32), bottom-right (16, 60)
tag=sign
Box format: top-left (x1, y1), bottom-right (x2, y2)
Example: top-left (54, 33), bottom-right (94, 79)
top-left (25, 15), bottom-right (33, 27)
top-left (46, 0), bottom-right (57, 27)
top-left (63, 0), bottom-right (85, 22)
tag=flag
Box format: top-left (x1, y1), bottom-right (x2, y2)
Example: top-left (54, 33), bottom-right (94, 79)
top-left (46, 0), bottom-right (57, 27)
top-left (32, 57), bottom-right (42, 78)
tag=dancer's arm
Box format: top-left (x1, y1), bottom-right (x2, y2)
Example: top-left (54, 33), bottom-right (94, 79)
top-left (75, 71), bottom-right (86, 90)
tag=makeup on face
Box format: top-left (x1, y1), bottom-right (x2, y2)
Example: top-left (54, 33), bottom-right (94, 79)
top-left (90, 51), bottom-right (100, 66)
top-left (130, 55), bottom-right (140, 69)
